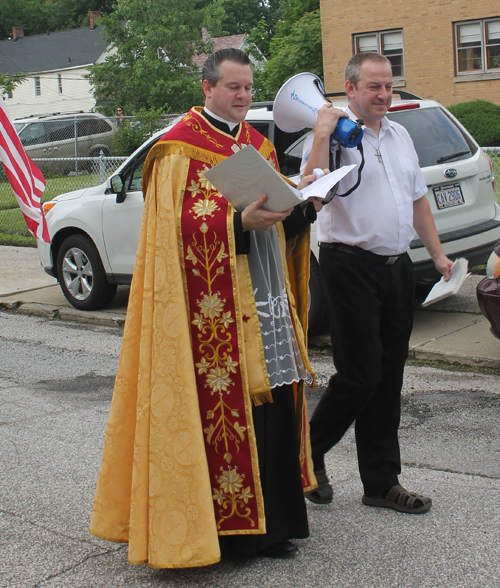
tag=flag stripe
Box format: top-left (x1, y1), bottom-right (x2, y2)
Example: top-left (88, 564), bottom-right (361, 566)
top-left (0, 96), bottom-right (50, 242)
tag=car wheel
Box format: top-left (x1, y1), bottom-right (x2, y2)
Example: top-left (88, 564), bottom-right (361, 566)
top-left (57, 234), bottom-right (117, 310)
top-left (308, 253), bottom-right (329, 336)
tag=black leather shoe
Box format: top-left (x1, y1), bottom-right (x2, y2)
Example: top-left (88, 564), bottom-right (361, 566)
top-left (258, 541), bottom-right (298, 558)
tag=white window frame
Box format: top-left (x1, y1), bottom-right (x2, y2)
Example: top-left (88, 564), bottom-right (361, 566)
top-left (353, 29), bottom-right (405, 78)
top-left (34, 76), bottom-right (41, 96)
top-left (454, 17), bottom-right (500, 75)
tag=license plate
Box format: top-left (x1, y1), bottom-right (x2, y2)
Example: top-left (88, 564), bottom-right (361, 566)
top-left (433, 183), bottom-right (464, 210)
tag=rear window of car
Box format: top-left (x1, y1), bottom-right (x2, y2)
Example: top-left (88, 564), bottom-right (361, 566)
top-left (386, 106), bottom-right (478, 168)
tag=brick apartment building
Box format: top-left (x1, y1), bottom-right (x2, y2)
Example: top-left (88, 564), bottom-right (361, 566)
top-left (320, 0), bottom-right (500, 106)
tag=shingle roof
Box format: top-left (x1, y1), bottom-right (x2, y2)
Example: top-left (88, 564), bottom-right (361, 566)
top-left (192, 34), bottom-right (247, 69)
top-left (0, 25), bottom-right (107, 75)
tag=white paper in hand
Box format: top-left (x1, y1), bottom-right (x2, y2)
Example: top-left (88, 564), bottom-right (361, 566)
top-left (422, 257), bottom-right (469, 307)
top-left (300, 165), bottom-right (356, 199)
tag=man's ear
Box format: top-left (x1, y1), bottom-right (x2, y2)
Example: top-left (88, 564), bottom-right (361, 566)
top-left (345, 79), bottom-right (355, 99)
top-left (202, 79), bottom-right (212, 100)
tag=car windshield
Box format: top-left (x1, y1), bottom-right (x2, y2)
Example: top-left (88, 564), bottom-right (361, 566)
top-left (14, 122), bottom-right (25, 133)
top-left (386, 106), bottom-right (477, 168)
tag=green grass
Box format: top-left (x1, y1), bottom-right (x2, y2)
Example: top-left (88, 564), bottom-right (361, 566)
top-left (0, 174), bottom-right (102, 211)
top-left (0, 173), bottom-right (105, 246)
top-left (0, 232), bottom-right (36, 246)
top-left (0, 207), bottom-right (32, 236)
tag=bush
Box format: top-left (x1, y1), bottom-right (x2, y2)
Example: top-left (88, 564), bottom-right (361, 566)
top-left (447, 100), bottom-right (500, 147)
top-left (112, 108), bottom-right (168, 156)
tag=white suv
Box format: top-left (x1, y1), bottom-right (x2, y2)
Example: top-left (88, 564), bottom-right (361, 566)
top-left (38, 97), bottom-right (500, 335)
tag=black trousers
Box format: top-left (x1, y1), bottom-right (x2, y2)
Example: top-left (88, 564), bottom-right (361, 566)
top-left (310, 246), bottom-right (415, 496)
top-left (219, 384), bottom-right (309, 556)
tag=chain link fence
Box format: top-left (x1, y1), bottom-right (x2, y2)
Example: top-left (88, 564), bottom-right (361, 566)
top-left (485, 148), bottom-right (500, 195)
top-left (1, 112), bottom-right (182, 245)
top-left (1, 137), bottom-right (500, 246)
top-left (0, 154), bottom-right (127, 246)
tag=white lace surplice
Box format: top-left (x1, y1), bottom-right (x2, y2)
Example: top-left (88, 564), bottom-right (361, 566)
top-left (246, 227), bottom-right (307, 388)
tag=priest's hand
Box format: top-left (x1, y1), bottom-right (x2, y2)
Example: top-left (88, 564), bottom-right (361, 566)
top-left (241, 195), bottom-right (293, 232)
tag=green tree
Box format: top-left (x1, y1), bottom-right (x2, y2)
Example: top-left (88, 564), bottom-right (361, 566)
top-left (88, 0), bottom-right (225, 115)
top-left (253, 8), bottom-right (322, 101)
top-left (0, 71), bottom-right (26, 97)
top-left (220, 0), bottom-right (263, 35)
top-left (218, 0), bottom-right (281, 58)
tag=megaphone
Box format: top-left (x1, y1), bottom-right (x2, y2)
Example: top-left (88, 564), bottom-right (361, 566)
top-left (273, 72), bottom-right (363, 148)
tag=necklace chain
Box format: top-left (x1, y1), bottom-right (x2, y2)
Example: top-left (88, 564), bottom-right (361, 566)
top-left (364, 135), bottom-right (382, 163)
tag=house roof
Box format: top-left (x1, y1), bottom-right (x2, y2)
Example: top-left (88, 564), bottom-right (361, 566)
top-left (0, 25), bottom-right (107, 75)
top-left (192, 34), bottom-right (247, 69)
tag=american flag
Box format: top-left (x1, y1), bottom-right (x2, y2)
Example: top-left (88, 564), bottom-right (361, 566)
top-left (0, 95), bottom-right (50, 243)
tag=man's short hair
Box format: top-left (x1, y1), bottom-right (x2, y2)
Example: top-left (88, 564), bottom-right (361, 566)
top-left (345, 52), bottom-right (392, 87)
top-left (201, 49), bottom-right (251, 86)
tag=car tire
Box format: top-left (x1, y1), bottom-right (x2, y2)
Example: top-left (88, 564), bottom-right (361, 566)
top-left (57, 234), bottom-right (117, 310)
top-left (308, 253), bottom-right (329, 336)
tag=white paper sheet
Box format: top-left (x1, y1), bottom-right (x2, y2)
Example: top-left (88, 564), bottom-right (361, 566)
top-left (203, 145), bottom-right (357, 212)
top-left (422, 257), bottom-right (469, 307)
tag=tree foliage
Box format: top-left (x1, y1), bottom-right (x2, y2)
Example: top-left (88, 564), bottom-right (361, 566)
top-left (222, 0), bottom-right (281, 58)
top-left (0, 72), bottom-right (26, 97)
top-left (88, 0), bottom-right (225, 115)
top-left (0, 0), bottom-right (113, 40)
top-left (447, 100), bottom-right (500, 147)
top-left (111, 107), bottom-right (168, 155)
top-left (253, 3), bottom-right (322, 101)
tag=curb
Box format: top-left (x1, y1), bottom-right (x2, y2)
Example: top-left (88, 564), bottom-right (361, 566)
top-left (2, 298), bottom-right (500, 372)
top-left (0, 300), bottom-right (126, 328)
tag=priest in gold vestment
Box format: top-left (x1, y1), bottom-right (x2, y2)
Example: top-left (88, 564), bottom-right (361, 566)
top-left (89, 48), bottom-right (319, 567)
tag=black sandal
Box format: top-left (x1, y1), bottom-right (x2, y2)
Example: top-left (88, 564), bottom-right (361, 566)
top-left (362, 484), bottom-right (432, 514)
top-left (305, 469), bottom-right (333, 504)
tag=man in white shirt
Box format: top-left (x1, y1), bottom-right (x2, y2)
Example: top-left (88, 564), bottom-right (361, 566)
top-left (301, 52), bottom-right (453, 513)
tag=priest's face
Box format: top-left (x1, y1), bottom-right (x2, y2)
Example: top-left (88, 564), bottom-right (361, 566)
top-left (202, 60), bottom-right (253, 123)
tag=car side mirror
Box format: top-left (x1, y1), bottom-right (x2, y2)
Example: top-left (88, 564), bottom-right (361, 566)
top-left (110, 174), bottom-right (127, 203)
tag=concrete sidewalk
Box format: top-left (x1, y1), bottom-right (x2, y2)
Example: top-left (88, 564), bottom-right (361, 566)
top-left (1, 245), bottom-right (500, 369)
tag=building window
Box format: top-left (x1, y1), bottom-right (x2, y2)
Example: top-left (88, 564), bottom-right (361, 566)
top-left (57, 73), bottom-right (63, 94)
top-left (455, 18), bottom-right (500, 74)
top-left (6, 90), bottom-right (13, 99)
top-left (354, 29), bottom-right (404, 77)
top-left (34, 76), bottom-right (41, 96)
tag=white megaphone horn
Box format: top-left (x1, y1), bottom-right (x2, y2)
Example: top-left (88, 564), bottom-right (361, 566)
top-left (273, 72), bottom-right (328, 133)
top-left (273, 72), bottom-right (364, 148)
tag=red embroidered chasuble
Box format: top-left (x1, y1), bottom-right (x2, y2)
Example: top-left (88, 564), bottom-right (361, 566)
top-left (154, 109), bottom-right (277, 534)
top-left (142, 108), bottom-right (316, 534)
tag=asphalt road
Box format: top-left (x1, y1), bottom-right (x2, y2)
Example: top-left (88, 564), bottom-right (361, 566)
top-left (1, 312), bottom-right (500, 588)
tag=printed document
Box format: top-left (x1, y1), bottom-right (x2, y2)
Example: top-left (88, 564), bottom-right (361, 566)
top-left (203, 145), bottom-right (356, 212)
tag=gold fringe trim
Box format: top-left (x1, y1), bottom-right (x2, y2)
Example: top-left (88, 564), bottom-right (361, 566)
top-left (251, 390), bottom-right (274, 407)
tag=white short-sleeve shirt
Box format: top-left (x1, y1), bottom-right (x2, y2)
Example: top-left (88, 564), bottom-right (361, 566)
top-left (300, 107), bottom-right (428, 256)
